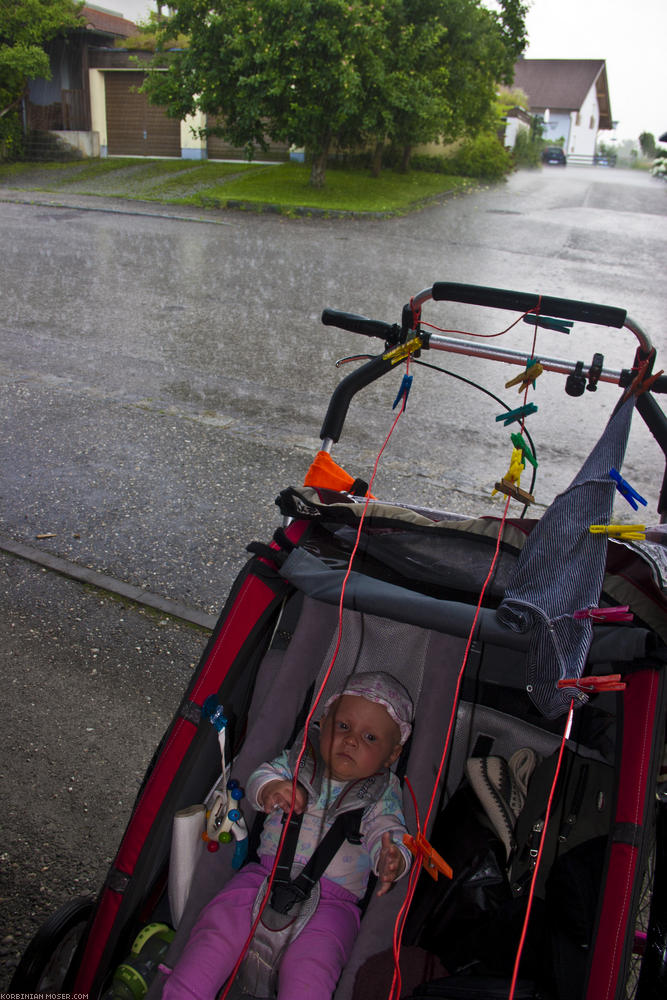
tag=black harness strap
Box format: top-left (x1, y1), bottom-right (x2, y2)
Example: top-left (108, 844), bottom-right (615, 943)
top-left (271, 808), bottom-right (364, 915)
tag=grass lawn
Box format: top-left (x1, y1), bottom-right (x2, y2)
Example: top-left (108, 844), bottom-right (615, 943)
top-left (0, 157), bottom-right (475, 214)
top-left (181, 162), bottom-right (474, 213)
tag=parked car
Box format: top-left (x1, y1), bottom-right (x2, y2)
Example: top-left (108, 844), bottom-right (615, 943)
top-left (541, 145), bottom-right (567, 166)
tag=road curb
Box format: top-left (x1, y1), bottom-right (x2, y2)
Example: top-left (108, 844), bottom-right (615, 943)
top-left (0, 535), bottom-right (216, 630)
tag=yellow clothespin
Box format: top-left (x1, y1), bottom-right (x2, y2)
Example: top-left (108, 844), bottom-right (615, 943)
top-left (382, 335), bottom-right (423, 367)
top-left (589, 524), bottom-right (646, 541)
top-left (492, 447), bottom-right (535, 504)
top-left (403, 832), bottom-right (453, 881)
top-left (505, 361), bottom-right (544, 392)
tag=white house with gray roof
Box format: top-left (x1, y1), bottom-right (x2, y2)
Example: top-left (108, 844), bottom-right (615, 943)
top-left (513, 59), bottom-right (613, 161)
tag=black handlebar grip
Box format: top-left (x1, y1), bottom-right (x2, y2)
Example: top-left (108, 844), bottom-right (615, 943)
top-left (321, 308), bottom-right (394, 340)
top-left (431, 282), bottom-right (627, 329)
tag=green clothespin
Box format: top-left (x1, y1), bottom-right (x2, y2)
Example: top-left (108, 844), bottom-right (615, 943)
top-left (510, 431), bottom-right (538, 469)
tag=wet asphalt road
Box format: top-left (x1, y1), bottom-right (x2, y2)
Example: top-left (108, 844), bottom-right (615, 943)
top-left (1, 165), bottom-right (666, 983)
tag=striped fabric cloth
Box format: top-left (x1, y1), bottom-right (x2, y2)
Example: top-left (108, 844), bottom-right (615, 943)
top-left (496, 397), bottom-right (636, 717)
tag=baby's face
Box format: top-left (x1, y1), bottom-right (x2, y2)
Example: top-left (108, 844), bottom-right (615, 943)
top-left (319, 694), bottom-right (402, 782)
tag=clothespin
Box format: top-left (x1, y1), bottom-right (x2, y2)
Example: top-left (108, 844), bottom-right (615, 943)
top-left (495, 402), bottom-right (538, 426)
top-left (573, 605), bottom-right (634, 623)
top-left (492, 446), bottom-right (535, 504)
top-left (403, 832), bottom-right (453, 881)
top-left (557, 674), bottom-right (626, 693)
top-left (609, 468), bottom-right (647, 511)
top-left (622, 358), bottom-right (664, 400)
top-left (492, 446), bottom-right (524, 494)
top-left (392, 373), bottom-right (413, 410)
top-left (383, 335), bottom-right (423, 366)
top-left (523, 315), bottom-right (573, 335)
top-left (589, 524), bottom-right (646, 541)
top-left (505, 360), bottom-right (544, 392)
top-left (510, 431), bottom-right (538, 469)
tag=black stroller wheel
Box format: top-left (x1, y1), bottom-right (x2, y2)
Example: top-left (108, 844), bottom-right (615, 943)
top-left (9, 895), bottom-right (94, 992)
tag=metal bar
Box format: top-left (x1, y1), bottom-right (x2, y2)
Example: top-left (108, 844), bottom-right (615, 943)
top-left (411, 286), bottom-right (654, 359)
top-left (426, 333), bottom-right (625, 385)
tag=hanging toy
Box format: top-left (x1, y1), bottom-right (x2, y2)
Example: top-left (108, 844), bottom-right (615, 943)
top-left (201, 695), bottom-right (249, 867)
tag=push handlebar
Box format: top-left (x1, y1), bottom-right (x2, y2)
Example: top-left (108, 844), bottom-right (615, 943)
top-left (321, 309), bottom-right (399, 342)
top-left (427, 283), bottom-right (627, 330)
top-left (319, 281), bottom-right (664, 447)
top-left (319, 281), bottom-right (666, 518)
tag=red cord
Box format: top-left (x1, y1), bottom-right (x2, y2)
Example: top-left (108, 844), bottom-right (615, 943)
top-left (386, 492), bottom-right (513, 1000)
top-left (421, 304), bottom-right (543, 340)
top-left (507, 700), bottom-right (574, 1000)
top-left (219, 367), bottom-right (411, 998)
top-left (389, 301), bottom-right (541, 999)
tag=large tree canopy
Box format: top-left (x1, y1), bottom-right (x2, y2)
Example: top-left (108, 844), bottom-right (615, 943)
top-left (0, 0), bottom-right (83, 119)
top-left (144, 0), bottom-right (527, 186)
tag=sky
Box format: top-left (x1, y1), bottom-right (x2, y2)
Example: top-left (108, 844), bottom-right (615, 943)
top-left (104, 0), bottom-right (666, 145)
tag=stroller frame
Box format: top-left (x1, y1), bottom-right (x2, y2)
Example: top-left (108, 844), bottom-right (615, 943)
top-left (12, 281), bottom-right (667, 1000)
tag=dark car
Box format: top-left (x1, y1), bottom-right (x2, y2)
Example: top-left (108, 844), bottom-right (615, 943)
top-left (541, 145), bottom-right (567, 166)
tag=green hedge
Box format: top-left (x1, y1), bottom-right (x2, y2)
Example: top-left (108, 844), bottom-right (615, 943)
top-left (411, 134), bottom-right (513, 181)
top-left (0, 110), bottom-right (24, 161)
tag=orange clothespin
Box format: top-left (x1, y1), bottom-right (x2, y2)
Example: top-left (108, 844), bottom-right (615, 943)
top-left (403, 832), bottom-right (453, 881)
top-left (622, 358), bottom-right (664, 400)
top-left (557, 674), bottom-right (626, 693)
top-left (505, 361), bottom-right (544, 392)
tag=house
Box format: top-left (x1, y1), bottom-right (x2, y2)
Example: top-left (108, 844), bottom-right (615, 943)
top-left (26, 4), bottom-right (139, 156)
top-left (512, 59), bottom-right (613, 162)
top-left (27, 3), bottom-right (289, 162)
top-left (502, 106), bottom-right (532, 149)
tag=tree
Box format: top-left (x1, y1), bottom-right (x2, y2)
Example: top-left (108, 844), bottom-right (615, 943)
top-left (144, 0), bottom-right (528, 186)
top-left (0, 0), bottom-right (83, 121)
top-left (386, 0), bottom-right (527, 171)
top-left (639, 131), bottom-right (656, 159)
top-left (145, 0), bottom-right (393, 187)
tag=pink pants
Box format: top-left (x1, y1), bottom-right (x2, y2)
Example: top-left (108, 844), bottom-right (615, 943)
top-left (162, 857), bottom-right (360, 1000)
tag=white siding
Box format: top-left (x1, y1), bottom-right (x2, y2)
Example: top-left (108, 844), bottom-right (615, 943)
top-left (567, 81), bottom-right (599, 157)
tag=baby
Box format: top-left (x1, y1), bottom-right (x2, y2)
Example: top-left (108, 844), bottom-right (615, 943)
top-left (162, 671), bottom-right (413, 999)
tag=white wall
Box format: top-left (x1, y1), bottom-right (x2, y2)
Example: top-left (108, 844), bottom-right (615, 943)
top-left (89, 68), bottom-right (107, 156)
top-left (541, 111), bottom-right (570, 147)
top-left (567, 81), bottom-right (599, 157)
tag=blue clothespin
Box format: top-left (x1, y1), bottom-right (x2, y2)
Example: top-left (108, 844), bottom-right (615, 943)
top-left (510, 431), bottom-right (538, 469)
top-left (393, 373), bottom-right (413, 410)
top-left (609, 468), bottom-right (647, 511)
top-left (495, 402), bottom-right (538, 426)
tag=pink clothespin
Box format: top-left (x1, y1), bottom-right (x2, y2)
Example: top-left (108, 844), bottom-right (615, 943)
top-left (558, 675), bottom-right (626, 693)
top-left (573, 605), bottom-right (634, 623)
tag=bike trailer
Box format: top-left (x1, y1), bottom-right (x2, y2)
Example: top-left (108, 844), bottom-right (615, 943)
top-left (11, 283), bottom-right (667, 1000)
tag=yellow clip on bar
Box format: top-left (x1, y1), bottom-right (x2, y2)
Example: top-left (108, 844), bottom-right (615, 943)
top-left (589, 524), bottom-right (646, 541)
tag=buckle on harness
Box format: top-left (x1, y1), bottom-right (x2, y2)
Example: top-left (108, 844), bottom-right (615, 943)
top-left (270, 878), bottom-right (314, 916)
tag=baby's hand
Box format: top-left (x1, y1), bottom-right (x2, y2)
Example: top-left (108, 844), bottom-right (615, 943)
top-left (376, 831), bottom-right (406, 896)
top-left (258, 779), bottom-right (307, 815)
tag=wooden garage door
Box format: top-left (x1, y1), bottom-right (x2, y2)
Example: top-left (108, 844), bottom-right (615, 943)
top-left (207, 120), bottom-right (289, 162)
top-left (105, 72), bottom-right (180, 157)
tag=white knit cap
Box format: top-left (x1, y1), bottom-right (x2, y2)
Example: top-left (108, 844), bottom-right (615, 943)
top-left (323, 671), bottom-right (413, 744)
